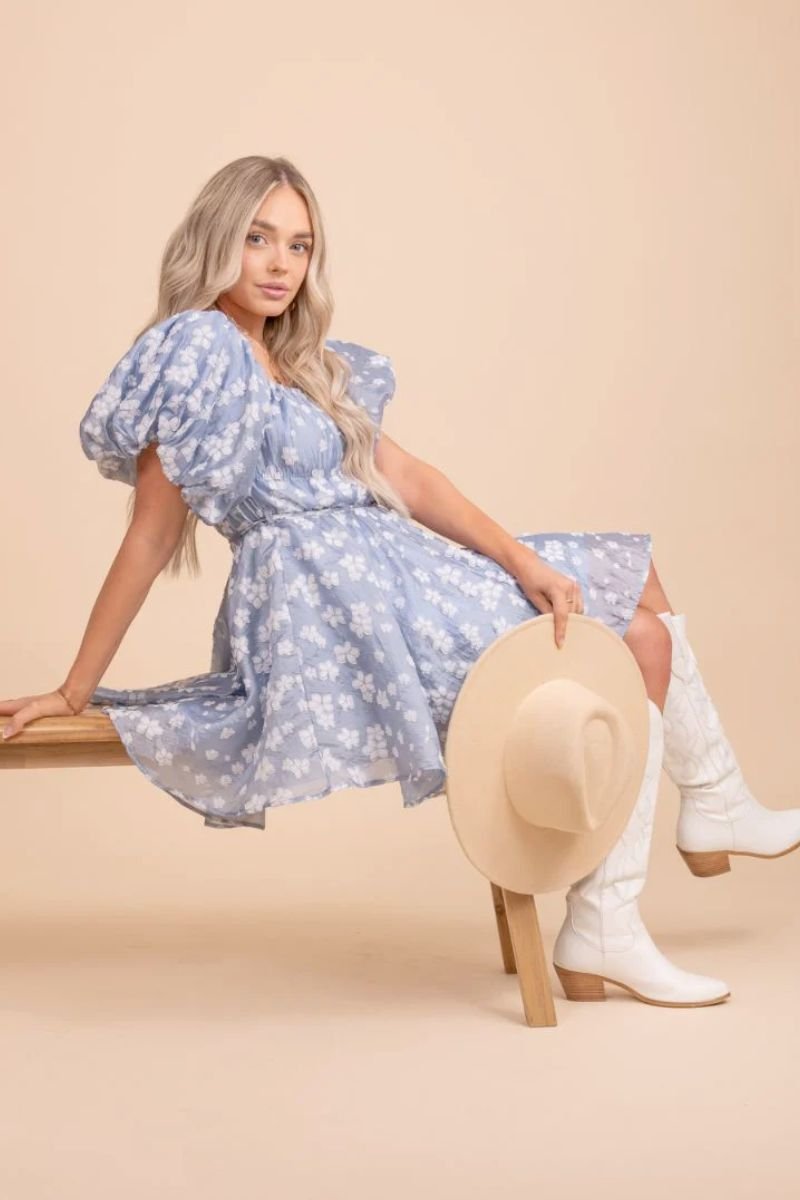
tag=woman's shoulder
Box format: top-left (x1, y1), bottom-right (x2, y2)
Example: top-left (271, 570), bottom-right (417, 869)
top-left (111, 308), bottom-right (247, 388)
top-left (328, 338), bottom-right (393, 379)
top-left (141, 306), bottom-right (237, 349)
top-left (325, 336), bottom-right (390, 363)
top-left (325, 338), bottom-right (396, 425)
top-left (325, 338), bottom-right (394, 391)
top-left (79, 306), bottom-right (270, 512)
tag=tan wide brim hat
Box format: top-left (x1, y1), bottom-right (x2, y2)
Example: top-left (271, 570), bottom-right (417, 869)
top-left (444, 613), bottom-right (651, 894)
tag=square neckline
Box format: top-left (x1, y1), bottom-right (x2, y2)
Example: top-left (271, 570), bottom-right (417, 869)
top-left (211, 307), bottom-right (338, 401)
top-left (206, 310), bottom-right (348, 444)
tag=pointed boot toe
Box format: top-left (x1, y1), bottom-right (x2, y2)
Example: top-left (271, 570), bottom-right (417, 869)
top-left (553, 915), bottom-right (731, 1007)
top-left (553, 700), bottom-right (731, 1010)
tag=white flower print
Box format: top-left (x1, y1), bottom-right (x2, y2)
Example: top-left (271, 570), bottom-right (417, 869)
top-left (308, 693), bottom-right (336, 729)
top-left (337, 727), bottom-right (362, 750)
top-left (283, 756), bottom-right (312, 779)
top-left (299, 624), bottom-right (328, 649)
top-left (352, 671), bottom-right (376, 702)
top-left (348, 603), bottom-right (373, 638)
top-left (333, 641), bottom-right (361, 666)
top-left (363, 723), bottom-right (391, 761)
top-left (340, 553), bottom-right (369, 581)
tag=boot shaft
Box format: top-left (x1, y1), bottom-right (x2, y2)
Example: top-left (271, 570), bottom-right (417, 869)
top-left (566, 698), bottom-right (664, 951)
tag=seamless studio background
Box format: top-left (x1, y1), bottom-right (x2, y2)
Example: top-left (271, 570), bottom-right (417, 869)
top-left (0, 2), bottom-right (798, 1197)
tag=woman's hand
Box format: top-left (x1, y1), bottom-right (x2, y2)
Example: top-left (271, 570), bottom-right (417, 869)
top-left (1, 688), bottom-right (80, 741)
top-left (511, 550), bottom-right (585, 649)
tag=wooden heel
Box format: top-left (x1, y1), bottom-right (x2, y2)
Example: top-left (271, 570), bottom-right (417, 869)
top-left (554, 964), bottom-right (607, 1002)
top-left (677, 846), bottom-right (731, 877)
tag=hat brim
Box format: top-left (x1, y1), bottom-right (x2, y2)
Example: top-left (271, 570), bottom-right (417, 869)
top-left (444, 614), bottom-right (650, 893)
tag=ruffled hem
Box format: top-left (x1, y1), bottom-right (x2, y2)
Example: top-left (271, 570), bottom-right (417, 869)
top-left (100, 697), bottom-right (446, 831)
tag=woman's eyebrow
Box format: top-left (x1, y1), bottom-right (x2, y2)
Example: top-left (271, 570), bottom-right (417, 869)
top-left (250, 218), bottom-right (313, 239)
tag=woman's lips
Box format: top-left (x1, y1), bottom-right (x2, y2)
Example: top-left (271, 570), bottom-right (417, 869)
top-left (258, 284), bottom-right (289, 297)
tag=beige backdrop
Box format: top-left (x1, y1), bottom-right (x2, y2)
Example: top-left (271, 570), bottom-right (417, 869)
top-left (1, 1), bottom-right (798, 1196)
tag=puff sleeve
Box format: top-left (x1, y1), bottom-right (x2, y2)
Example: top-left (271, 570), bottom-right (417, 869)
top-left (330, 339), bottom-right (396, 444)
top-left (78, 309), bottom-right (273, 526)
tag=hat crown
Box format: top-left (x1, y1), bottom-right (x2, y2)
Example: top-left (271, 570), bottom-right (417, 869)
top-left (444, 614), bottom-right (650, 895)
top-left (502, 677), bottom-right (635, 833)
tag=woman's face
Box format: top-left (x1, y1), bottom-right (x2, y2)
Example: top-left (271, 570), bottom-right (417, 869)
top-left (222, 184), bottom-right (313, 319)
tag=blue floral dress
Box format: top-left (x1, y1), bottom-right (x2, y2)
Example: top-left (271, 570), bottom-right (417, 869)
top-left (79, 308), bottom-right (652, 829)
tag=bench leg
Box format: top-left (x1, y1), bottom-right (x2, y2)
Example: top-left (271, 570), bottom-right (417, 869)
top-left (490, 881), bottom-right (517, 973)
top-left (491, 883), bottom-right (557, 1027)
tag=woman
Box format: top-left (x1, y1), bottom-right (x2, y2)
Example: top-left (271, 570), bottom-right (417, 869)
top-left (3, 155), bottom-right (797, 1008)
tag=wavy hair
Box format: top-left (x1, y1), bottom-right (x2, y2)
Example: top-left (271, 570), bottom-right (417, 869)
top-left (124, 154), bottom-right (411, 576)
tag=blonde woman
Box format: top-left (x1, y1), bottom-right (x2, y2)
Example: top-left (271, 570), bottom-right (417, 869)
top-left (3, 155), bottom-right (797, 1008)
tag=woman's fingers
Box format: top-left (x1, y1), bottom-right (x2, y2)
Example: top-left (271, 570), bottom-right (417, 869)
top-left (2, 691), bottom-right (74, 740)
top-left (2, 698), bottom-right (45, 739)
top-left (0, 694), bottom-right (39, 714)
top-left (513, 555), bottom-right (584, 645)
top-left (2, 703), bottom-right (38, 739)
top-left (552, 591), bottom-right (571, 649)
top-left (527, 585), bottom-right (584, 648)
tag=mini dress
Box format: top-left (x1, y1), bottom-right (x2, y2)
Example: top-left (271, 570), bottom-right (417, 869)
top-left (79, 308), bottom-right (653, 829)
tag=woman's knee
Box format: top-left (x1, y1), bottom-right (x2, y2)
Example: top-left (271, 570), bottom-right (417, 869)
top-left (622, 605), bottom-right (672, 701)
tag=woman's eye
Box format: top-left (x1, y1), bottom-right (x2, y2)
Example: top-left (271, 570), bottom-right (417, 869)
top-left (246, 233), bottom-right (310, 253)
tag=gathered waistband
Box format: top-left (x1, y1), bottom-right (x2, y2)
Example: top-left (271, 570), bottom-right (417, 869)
top-left (221, 497), bottom-right (382, 542)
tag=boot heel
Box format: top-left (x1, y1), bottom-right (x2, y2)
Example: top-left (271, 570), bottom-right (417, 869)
top-left (677, 846), bottom-right (731, 877)
top-left (554, 964), bottom-right (607, 1001)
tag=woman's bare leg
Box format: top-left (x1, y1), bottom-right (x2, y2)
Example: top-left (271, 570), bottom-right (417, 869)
top-left (622, 602), bottom-right (672, 711)
top-left (638, 559), bottom-right (673, 615)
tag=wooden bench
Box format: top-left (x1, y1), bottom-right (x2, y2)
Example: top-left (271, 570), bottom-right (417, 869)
top-left (0, 712), bottom-right (557, 1028)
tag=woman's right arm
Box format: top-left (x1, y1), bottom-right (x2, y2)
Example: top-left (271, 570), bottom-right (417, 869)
top-left (1, 445), bottom-right (189, 739)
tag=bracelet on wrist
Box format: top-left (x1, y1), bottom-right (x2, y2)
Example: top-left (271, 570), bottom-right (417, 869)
top-left (57, 685), bottom-right (80, 715)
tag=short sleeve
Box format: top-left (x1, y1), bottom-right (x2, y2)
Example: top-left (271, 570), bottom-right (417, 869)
top-left (79, 309), bottom-right (273, 526)
top-left (329, 339), bottom-right (396, 443)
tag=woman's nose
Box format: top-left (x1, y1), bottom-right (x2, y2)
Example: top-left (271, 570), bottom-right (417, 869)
top-left (269, 246), bottom-right (290, 271)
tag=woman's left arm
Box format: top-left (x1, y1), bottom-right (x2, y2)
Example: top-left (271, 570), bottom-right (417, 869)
top-left (375, 434), bottom-right (534, 577)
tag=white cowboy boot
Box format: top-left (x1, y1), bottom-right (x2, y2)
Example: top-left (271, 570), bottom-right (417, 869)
top-left (657, 611), bottom-right (800, 877)
top-left (553, 699), bottom-right (731, 1007)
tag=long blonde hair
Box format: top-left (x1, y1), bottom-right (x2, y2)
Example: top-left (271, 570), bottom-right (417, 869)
top-left (125, 154), bottom-right (411, 576)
